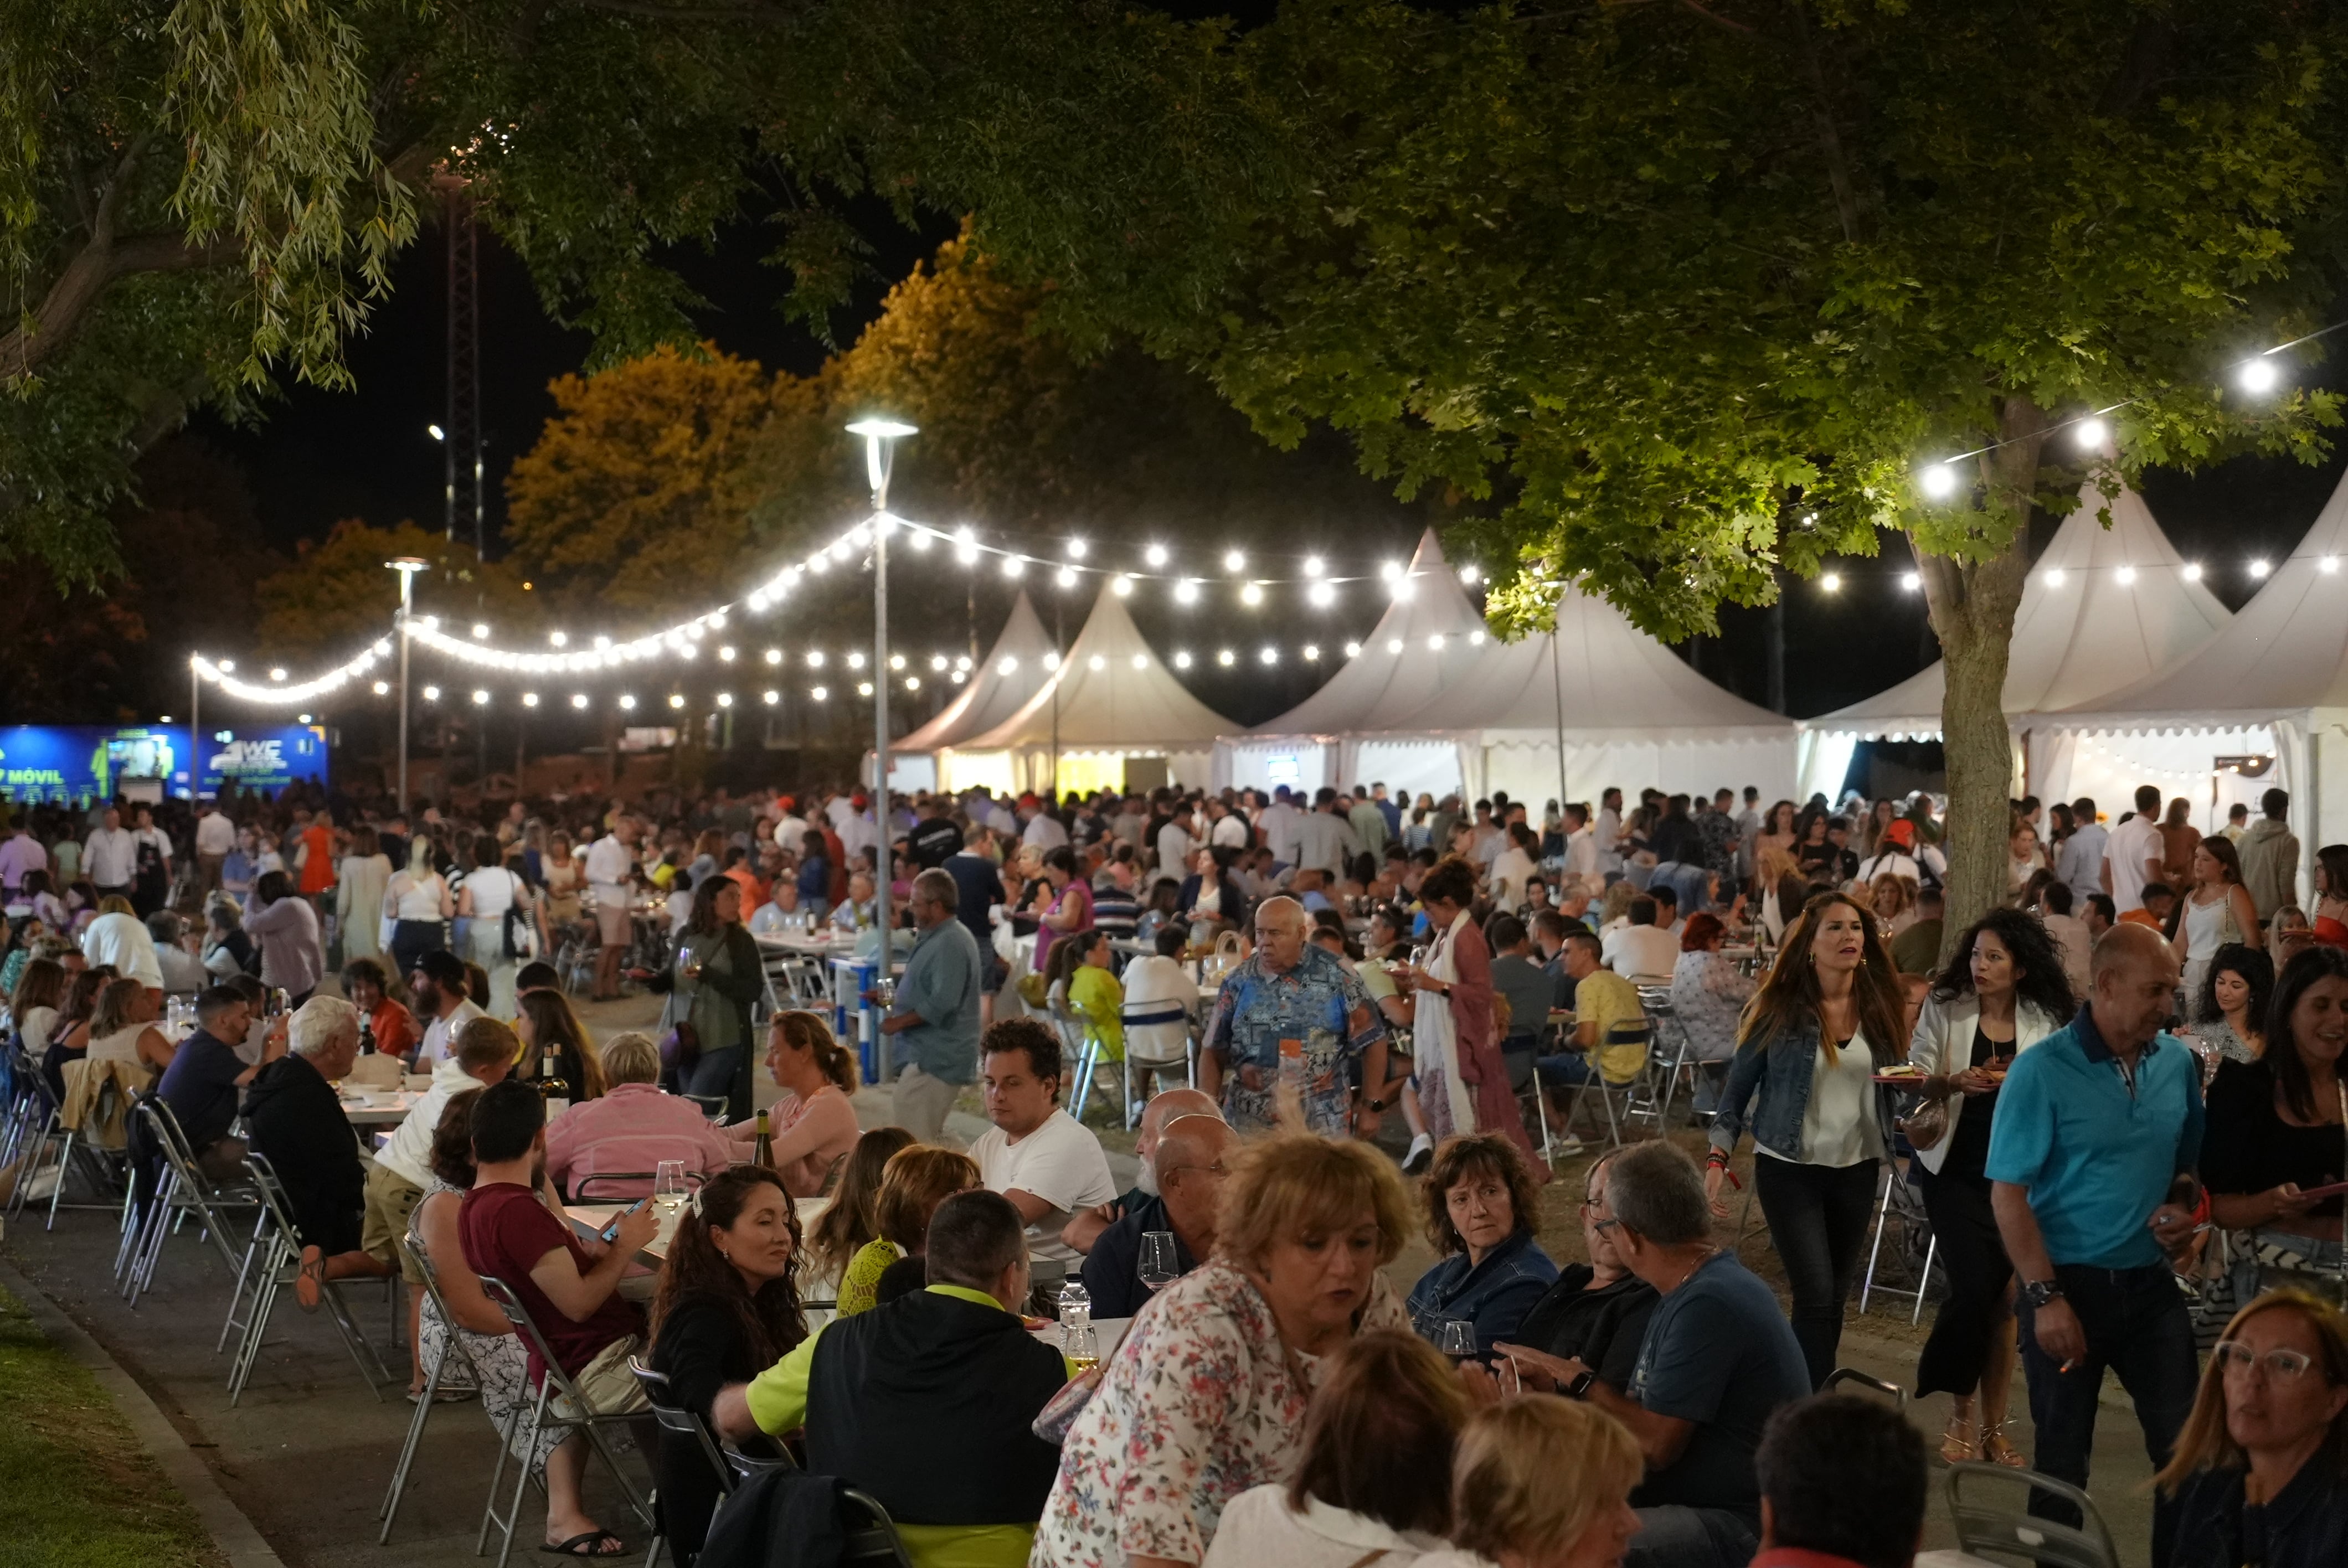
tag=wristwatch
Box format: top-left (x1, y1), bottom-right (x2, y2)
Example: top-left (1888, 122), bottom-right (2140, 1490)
top-left (1363, 1094), bottom-right (1391, 1113)
top-left (2020, 1279), bottom-right (2064, 1311)
top-left (1565, 1366), bottom-right (1598, 1399)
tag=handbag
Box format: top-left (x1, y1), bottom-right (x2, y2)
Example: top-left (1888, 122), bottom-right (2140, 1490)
top-left (1898, 1095), bottom-right (1948, 1152)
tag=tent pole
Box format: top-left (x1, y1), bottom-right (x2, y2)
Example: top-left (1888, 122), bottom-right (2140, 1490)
top-left (1550, 625), bottom-right (1569, 823)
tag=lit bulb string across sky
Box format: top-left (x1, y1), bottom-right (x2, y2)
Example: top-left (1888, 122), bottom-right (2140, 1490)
top-left (221, 631), bottom-right (1495, 712)
top-left (191, 508), bottom-right (1482, 704)
top-left (1912, 319), bottom-right (2348, 498)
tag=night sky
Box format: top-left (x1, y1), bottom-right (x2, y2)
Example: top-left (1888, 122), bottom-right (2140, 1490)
top-left (188, 215), bottom-right (2348, 730)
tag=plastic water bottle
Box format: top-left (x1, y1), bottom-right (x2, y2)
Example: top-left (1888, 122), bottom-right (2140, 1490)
top-left (1058, 1278), bottom-right (1091, 1335)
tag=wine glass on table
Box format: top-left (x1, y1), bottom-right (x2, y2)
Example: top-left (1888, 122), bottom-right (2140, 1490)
top-left (652, 1160), bottom-right (689, 1223)
top-left (1138, 1231), bottom-right (1181, 1294)
top-left (1064, 1322), bottom-right (1100, 1376)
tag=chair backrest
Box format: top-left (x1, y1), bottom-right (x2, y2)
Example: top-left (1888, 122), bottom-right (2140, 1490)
top-left (1821, 1366), bottom-right (1908, 1409)
top-left (682, 1092), bottom-right (727, 1121)
top-left (629, 1355), bottom-right (733, 1495)
top-left (240, 1149), bottom-right (306, 1244)
top-left (570, 1170), bottom-right (660, 1204)
top-left (1942, 1461), bottom-right (2119, 1568)
top-left (837, 1487), bottom-right (915, 1568)
top-left (476, 1273), bottom-right (590, 1406)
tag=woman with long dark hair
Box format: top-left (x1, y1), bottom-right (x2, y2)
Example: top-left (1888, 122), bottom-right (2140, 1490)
top-left (649, 1165), bottom-right (808, 1564)
top-left (1705, 890), bottom-right (1909, 1387)
top-left (2186, 943), bottom-right (2274, 1067)
top-left (2203, 947), bottom-right (2348, 1295)
top-left (2311, 843), bottom-right (2348, 951)
top-left (1906, 908), bottom-right (2074, 1464)
top-left (516, 988), bottom-right (609, 1100)
top-left (658, 874), bottom-right (764, 1121)
top-left (804, 1125), bottom-right (918, 1297)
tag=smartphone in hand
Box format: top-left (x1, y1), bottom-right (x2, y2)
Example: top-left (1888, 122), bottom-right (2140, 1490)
top-left (600, 1198), bottom-right (650, 1244)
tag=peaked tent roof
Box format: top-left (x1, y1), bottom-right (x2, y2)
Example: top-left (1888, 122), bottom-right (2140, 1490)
top-left (1380, 580), bottom-right (1792, 742)
top-left (895, 590), bottom-right (1057, 752)
top-left (959, 586), bottom-right (1237, 751)
top-left (2050, 463), bottom-right (2348, 730)
top-left (1244, 528), bottom-right (1493, 739)
top-left (1806, 481), bottom-right (2231, 737)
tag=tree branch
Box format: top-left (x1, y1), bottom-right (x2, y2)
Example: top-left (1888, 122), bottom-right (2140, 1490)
top-left (556, 0), bottom-right (799, 22)
top-left (1783, 1), bottom-right (1862, 244)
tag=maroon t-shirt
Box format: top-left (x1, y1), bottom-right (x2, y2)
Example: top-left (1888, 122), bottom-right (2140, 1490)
top-left (457, 1182), bottom-right (642, 1385)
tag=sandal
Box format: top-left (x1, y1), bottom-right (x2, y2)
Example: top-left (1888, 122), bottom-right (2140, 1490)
top-left (295, 1247), bottom-right (326, 1313)
top-left (542, 1530), bottom-right (625, 1557)
top-left (1939, 1411), bottom-right (1979, 1465)
top-left (1981, 1423), bottom-right (2028, 1468)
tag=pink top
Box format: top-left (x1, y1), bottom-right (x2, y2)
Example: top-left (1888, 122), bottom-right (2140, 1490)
top-left (543, 1081), bottom-right (737, 1200)
top-left (728, 1085), bottom-right (861, 1199)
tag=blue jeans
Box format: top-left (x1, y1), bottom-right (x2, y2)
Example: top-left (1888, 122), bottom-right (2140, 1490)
top-left (1624, 1505), bottom-right (1755, 1568)
top-left (1537, 1052), bottom-right (1598, 1086)
top-left (2017, 1261), bottom-right (2197, 1567)
top-left (677, 1045), bottom-right (746, 1122)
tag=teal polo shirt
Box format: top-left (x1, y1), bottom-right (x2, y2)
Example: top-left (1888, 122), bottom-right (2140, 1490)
top-left (1985, 1004), bottom-right (2203, 1270)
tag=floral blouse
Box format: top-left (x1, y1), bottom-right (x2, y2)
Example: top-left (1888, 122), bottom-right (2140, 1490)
top-left (1029, 1257), bottom-right (1407, 1567)
top-left (1670, 948), bottom-right (1757, 1064)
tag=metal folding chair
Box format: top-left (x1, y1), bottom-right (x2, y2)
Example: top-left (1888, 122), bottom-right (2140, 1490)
top-left (1942, 1461), bottom-right (2120, 1568)
top-left (221, 1151), bottom-right (395, 1405)
top-left (1055, 1001), bottom-right (1132, 1128)
top-left (122, 1096), bottom-right (258, 1305)
top-left (33, 1059), bottom-right (133, 1229)
top-left (380, 1203), bottom-right (509, 1544)
top-left (1823, 1366), bottom-right (1908, 1407)
top-left (1554, 1022), bottom-right (1654, 1149)
top-left (1858, 1152), bottom-right (1941, 1323)
top-left (629, 1357), bottom-right (737, 1568)
top-left (476, 1275), bottom-right (656, 1568)
top-left (837, 1489), bottom-right (916, 1568)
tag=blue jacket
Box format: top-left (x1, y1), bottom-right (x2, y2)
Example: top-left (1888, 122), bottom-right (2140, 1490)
top-left (1405, 1227), bottom-right (1558, 1355)
top-left (1708, 1013), bottom-right (1898, 1166)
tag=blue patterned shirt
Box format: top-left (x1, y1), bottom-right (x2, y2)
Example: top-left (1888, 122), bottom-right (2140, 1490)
top-left (1202, 945), bottom-right (1387, 1138)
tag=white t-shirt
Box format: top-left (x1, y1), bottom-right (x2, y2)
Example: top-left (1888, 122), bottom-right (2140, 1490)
top-left (465, 865), bottom-right (518, 919)
top-left (1156, 821), bottom-right (1197, 878)
top-left (1209, 813), bottom-right (1249, 850)
top-left (2105, 816), bottom-right (2164, 914)
top-left (1489, 846), bottom-right (1537, 910)
top-left (969, 1107), bottom-right (1118, 1267)
top-left (1602, 923), bottom-right (1680, 981)
top-left (195, 812), bottom-right (238, 857)
top-left (415, 997), bottom-right (487, 1067)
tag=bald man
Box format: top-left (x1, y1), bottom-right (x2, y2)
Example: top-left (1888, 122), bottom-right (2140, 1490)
top-left (1198, 895), bottom-right (1389, 1139)
top-left (1080, 1115), bottom-right (1235, 1315)
top-left (1060, 1087), bottom-right (1220, 1255)
top-left (1988, 922), bottom-right (2202, 1560)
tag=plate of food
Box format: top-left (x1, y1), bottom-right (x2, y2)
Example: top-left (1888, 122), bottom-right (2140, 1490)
top-left (1871, 1065), bottom-right (1926, 1086)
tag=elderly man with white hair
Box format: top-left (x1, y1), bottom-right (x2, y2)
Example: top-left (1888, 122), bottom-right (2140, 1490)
top-left (245, 994), bottom-right (395, 1310)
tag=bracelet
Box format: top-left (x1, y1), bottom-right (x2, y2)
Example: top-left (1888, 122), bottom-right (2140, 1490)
top-left (1706, 1150), bottom-right (1729, 1170)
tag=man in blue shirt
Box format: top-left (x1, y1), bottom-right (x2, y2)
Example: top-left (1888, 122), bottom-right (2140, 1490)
top-left (1988, 922), bottom-right (2202, 1562)
top-left (1199, 895), bottom-right (1388, 1139)
top-left (876, 869), bottom-right (983, 1142)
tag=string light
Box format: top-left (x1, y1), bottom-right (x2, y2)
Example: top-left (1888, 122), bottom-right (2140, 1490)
top-left (572, 693), bottom-right (589, 709)
top-left (2182, 563), bottom-right (2203, 581)
top-left (2239, 357), bottom-right (2281, 394)
top-left (1259, 646), bottom-right (1278, 665)
top-left (2115, 566), bottom-right (2137, 585)
top-left (811, 685), bottom-right (828, 701)
top-left (1217, 648), bottom-right (1237, 666)
top-left (1899, 572), bottom-right (1921, 591)
top-left (1918, 465), bottom-right (1959, 499)
top-left (1820, 573), bottom-right (1842, 592)
top-left (1175, 579), bottom-right (1199, 605)
top-left (1310, 582), bottom-right (1336, 608)
top-left (2251, 559), bottom-right (2272, 579)
top-left (1223, 549), bottom-right (1247, 573)
top-left (2044, 569), bottom-right (2067, 587)
top-left (1111, 575), bottom-right (1134, 597)
top-left (1145, 544), bottom-right (1170, 568)
top-left (1304, 556), bottom-right (1325, 577)
top-left (619, 694), bottom-right (635, 709)
top-left (2073, 418), bottom-right (2108, 449)
top-left (763, 690), bottom-right (780, 704)
top-left (522, 692), bottom-right (539, 708)
top-left (1240, 583), bottom-right (1264, 606)
top-left (1174, 651), bottom-right (1193, 669)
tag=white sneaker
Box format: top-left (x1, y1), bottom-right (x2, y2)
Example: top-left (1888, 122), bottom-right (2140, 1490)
top-left (1550, 1134), bottom-right (1588, 1158)
top-left (1402, 1133), bottom-right (1434, 1175)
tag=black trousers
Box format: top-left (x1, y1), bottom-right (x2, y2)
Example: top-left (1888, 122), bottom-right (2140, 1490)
top-left (1754, 1154), bottom-right (1880, 1389)
top-left (1912, 1160), bottom-right (2014, 1399)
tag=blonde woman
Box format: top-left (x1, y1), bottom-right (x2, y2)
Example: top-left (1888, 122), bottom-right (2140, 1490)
top-left (836, 1144), bottom-right (981, 1316)
top-left (384, 835), bottom-right (452, 980)
top-left (1867, 873), bottom-right (1918, 938)
top-left (1416, 1396), bottom-right (1644, 1568)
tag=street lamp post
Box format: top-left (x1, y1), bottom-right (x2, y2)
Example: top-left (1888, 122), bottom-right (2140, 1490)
top-left (387, 557), bottom-right (429, 813)
top-left (846, 417), bottom-right (915, 997)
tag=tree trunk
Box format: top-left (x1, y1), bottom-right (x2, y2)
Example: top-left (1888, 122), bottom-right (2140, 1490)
top-left (1918, 396), bottom-right (2045, 962)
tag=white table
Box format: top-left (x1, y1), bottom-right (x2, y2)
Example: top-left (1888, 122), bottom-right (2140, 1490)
top-left (569, 1194), bottom-right (833, 1268)
top-left (1028, 1315), bottom-right (1134, 1362)
top-left (340, 1090), bottom-right (420, 1128)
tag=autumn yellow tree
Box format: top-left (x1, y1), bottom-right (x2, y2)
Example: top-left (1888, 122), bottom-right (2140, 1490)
top-left (255, 519), bottom-right (535, 662)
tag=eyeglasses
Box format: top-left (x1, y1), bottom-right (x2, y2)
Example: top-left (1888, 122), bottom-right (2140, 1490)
top-left (2212, 1341), bottom-right (2316, 1381)
top-left (1589, 1216), bottom-right (1624, 1237)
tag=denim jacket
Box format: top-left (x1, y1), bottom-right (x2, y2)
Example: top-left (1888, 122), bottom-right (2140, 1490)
top-left (1708, 1013), bottom-right (1898, 1167)
top-left (1405, 1227), bottom-right (1559, 1355)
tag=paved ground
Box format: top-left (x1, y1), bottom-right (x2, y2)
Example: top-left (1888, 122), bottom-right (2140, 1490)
top-left (1, 986), bottom-right (2164, 1566)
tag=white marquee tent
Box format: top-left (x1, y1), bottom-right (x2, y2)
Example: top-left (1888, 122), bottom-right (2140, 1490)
top-left (939, 587), bottom-right (1238, 796)
top-left (879, 590), bottom-right (1057, 791)
top-left (1215, 528), bottom-right (1493, 799)
top-left (1357, 581), bottom-right (1799, 806)
top-left (1797, 481), bottom-right (2233, 804)
top-left (2032, 465), bottom-right (2348, 893)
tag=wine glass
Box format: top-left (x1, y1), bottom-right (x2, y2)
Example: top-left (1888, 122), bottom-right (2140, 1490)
top-left (1063, 1321), bottom-right (1100, 1375)
top-left (1137, 1231), bottom-right (1181, 1293)
top-left (1438, 1319), bottom-right (1477, 1363)
top-left (653, 1160), bottom-right (689, 1221)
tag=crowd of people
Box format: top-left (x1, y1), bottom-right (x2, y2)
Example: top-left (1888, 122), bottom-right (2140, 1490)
top-left (6, 768), bottom-right (2348, 1568)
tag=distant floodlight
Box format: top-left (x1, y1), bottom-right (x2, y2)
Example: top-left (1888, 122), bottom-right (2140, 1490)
top-left (1919, 464), bottom-right (1959, 499)
top-left (2073, 417), bottom-right (2108, 450)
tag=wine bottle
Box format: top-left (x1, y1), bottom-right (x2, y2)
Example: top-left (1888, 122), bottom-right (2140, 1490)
top-left (751, 1108), bottom-right (774, 1168)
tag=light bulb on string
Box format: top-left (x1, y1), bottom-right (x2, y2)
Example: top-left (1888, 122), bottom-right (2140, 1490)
top-left (1899, 572), bottom-right (1921, 591)
top-left (1309, 581), bottom-right (1336, 608)
top-left (1056, 566), bottom-right (1078, 588)
top-left (1820, 573), bottom-right (1842, 592)
top-left (1173, 651), bottom-right (1193, 669)
top-left (1175, 579), bottom-right (1199, 605)
top-left (1304, 556), bottom-right (1325, 577)
top-left (2239, 356), bottom-right (2282, 394)
top-left (2073, 417), bottom-right (2108, 450)
top-left (1130, 653), bottom-right (1147, 669)
top-left (1240, 582), bottom-right (1264, 607)
top-left (2324, 556), bottom-right (2342, 574)
top-left (2250, 559), bottom-right (2272, 579)
top-left (1303, 644), bottom-right (1320, 661)
top-left (619, 694), bottom-right (635, 710)
top-left (718, 645), bottom-right (736, 661)
top-left (2044, 569), bottom-right (2067, 586)
top-left (668, 693), bottom-right (686, 709)
top-left (811, 686), bottom-right (828, 702)
top-left (2115, 566), bottom-right (2137, 585)
top-left (1067, 538), bottom-right (1088, 560)
top-left (422, 685), bottom-right (440, 701)
top-left (371, 680), bottom-right (390, 695)
top-left (1343, 641), bottom-right (1362, 658)
top-left (1145, 544), bottom-right (1170, 568)
top-left (2182, 563), bottom-right (2203, 582)
top-left (955, 528), bottom-right (979, 564)
top-left (1386, 637), bottom-right (1404, 654)
top-left (571, 693), bottom-right (589, 709)
top-left (1002, 556), bottom-right (1024, 578)
top-left (1918, 463), bottom-right (1959, 500)
top-left (549, 631), bottom-right (568, 647)
top-left (1111, 574), bottom-right (1134, 597)
top-left (1223, 549), bottom-right (1246, 574)
top-left (1380, 560), bottom-right (1403, 581)
top-left (1259, 647), bottom-right (1278, 665)
top-left (1217, 648), bottom-right (1236, 666)
top-left (857, 682), bottom-right (874, 697)
top-left (715, 692), bottom-right (733, 707)
top-left (763, 690), bottom-right (780, 704)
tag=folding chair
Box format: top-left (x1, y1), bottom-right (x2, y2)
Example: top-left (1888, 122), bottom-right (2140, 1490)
top-left (1553, 1022), bottom-right (1654, 1149)
top-left (477, 1275), bottom-right (657, 1568)
top-left (629, 1358), bottom-right (735, 1568)
top-left (380, 1205), bottom-right (508, 1544)
top-left (1942, 1461), bottom-right (2120, 1568)
top-left (1858, 1149), bottom-right (1941, 1324)
top-left (1823, 1366), bottom-right (1908, 1407)
top-left (837, 1489), bottom-right (917, 1568)
top-left (36, 1058), bottom-right (133, 1229)
top-left (1055, 1002), bottom-right (1132, 1129)
top-left (1635, 987), bottom-right (1712, 1124)
top-left (221, 1151), bottom-right (395, 1405)
top-left (122, 1096), bottom-right (258, 1306)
